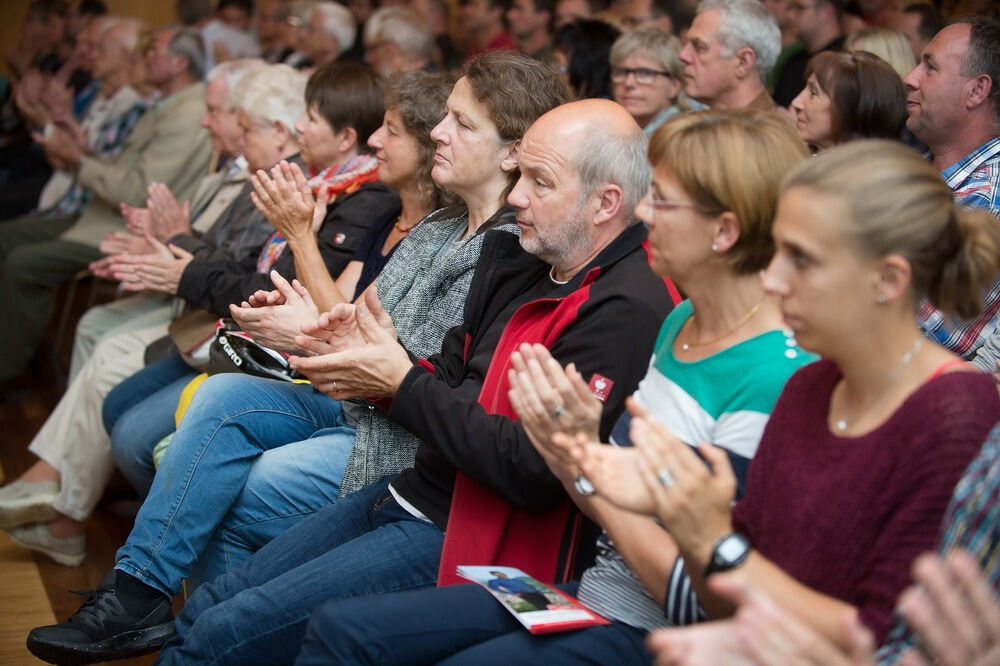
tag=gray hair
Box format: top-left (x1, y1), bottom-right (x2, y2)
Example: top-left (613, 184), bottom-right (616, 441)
top-left (610, 26), bottom-right (693, 111)
top-left (168, 27), bottom-right (208, 80)
top-left (237, 64), bottom-right (308, 136)
top-left (576, 124), bottom-right (651, 223)
top-left (363, 7), bottom-right (435, 60)
top-left (207, 59), bottom-right (267, 110)
top-left (697, 0), bottom-right (780, 80)
top-left (102, 17), bottom-right (145, 54)
top-left (309, 1), bottom-right (357, 57)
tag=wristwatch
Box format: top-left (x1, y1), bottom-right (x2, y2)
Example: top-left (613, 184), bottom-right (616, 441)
top-left (703, 533), bottom-right (751, 578)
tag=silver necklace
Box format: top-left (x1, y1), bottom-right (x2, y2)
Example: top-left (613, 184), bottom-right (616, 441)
top-left (835, 336), bottom-right (924, 431)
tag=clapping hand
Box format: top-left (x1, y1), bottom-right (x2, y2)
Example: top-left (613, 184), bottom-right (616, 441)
top-left (289, 288), bottom-right (409, 398)
top-left (507, 343), bottom-right (602, 483)
top-left (147, 182), bottom-right (192, 239)
top-left (230, 270), bottom-right (320, 354)
top-left (111, 234), bottom-right (194, 295)
top-left (250, 160), bottom-right (328, 241)
top-left (648, 572), bottom-right (873, 666)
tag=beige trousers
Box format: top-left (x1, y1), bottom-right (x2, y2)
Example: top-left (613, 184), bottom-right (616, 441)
top-left (30, 319), bottom-right (170, 521)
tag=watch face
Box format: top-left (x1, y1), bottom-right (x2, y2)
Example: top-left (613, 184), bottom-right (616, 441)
top-left (717, 535), bottom-right (746, 562)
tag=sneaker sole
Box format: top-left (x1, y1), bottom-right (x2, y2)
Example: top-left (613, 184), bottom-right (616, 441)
top-left (26, 622), bottom-right (174, 665)
top-left (0, 496), bottom-right (59, 530)
top-left (7, 531), bottom-right (85, 567)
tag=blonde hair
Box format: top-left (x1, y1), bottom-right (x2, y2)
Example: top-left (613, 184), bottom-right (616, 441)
top-left (783, 140), bottom-right (1000, 319)
top-left (648, 109), bottom-right (809, 274)
top-left (845, 27), bottom-right (916, 78)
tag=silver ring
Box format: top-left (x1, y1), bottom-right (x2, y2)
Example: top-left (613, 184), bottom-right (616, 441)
top-left (551, 405), bottom-right (566, 419)
top-left (332, 380), bottom-right (337, 392)
top-left (574, 474), bottom-right (595, 496)
top-left (657, 467), bottom-right (675, 488)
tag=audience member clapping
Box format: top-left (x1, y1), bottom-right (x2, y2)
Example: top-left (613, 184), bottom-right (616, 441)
top-left (650, 422), bottom-right (1000, 666)
top-left (24, 52), bottom-right (575, 664)
top-left (0, 26), bottom-right (213, 386)
top-left (102, 63), bottom-right (397, 496)
top-left (572, 140), bottom-right (1000, 648)
top-left (0, 59), bottom-right (269, 568)
top-left (289, 107), bottom-right (812, 664)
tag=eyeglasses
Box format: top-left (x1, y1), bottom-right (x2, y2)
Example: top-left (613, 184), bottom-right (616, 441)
top-left (611, 67), bottom-right (671, 85)
top-left (648, 197), bottom-right (700, 212)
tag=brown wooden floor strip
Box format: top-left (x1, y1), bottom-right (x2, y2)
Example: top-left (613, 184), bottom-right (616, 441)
top-left (0, 530), bottom-right (56, 664)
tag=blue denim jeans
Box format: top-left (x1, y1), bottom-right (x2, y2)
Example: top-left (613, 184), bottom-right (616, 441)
top-left (294, 581), bottom-right (652, 665)
top-left (155, 477), bottom-right (445, 666)
top-left (105, 354), bottom-right (196, 496)
top-left (192, 424), bottom-right (355, 586)
top-left (114, 373), bottom-right (354, 597)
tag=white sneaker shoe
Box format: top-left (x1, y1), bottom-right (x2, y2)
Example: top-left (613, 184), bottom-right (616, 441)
top-left (8, 523), bottom-right (86, 567)
top-left (0, 480), bottom-right (59, 529)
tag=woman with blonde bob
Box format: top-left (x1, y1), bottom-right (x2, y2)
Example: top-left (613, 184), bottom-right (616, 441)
top-left (291, 109), bottom-right (815, 664)
top-left (845, 26), bottom-right (917, 78)
top-left (572, 140), bottom-right (1000, 657)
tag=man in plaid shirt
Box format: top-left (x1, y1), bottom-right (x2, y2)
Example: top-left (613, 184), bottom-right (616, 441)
top-left (902, 17), bottom-right (1000, 367)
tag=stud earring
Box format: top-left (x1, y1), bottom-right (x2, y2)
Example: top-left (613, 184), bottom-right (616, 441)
top-left (877, 294), bottom-right (887, 304)
top-left (711, 243), bottom-right (719, 252)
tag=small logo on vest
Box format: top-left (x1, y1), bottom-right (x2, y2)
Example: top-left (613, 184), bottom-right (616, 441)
top-left (333, 233), bottom-right (347, 245)
top-left (589, 374), bottom-right (613, 403)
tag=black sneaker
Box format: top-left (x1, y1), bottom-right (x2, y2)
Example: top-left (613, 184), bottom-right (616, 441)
top-left (26, 570), bottom-right (174, 665)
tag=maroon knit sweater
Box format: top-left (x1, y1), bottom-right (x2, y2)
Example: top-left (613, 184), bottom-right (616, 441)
top-left (732, 359), bottom-right (1000, 642)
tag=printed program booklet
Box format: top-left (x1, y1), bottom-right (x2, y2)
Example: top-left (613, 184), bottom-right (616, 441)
top-left (457, 565), bottom-right (610, 634)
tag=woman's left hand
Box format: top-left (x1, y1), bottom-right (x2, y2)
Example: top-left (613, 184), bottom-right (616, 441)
top-left (629, 398), bottom-right (736, 563)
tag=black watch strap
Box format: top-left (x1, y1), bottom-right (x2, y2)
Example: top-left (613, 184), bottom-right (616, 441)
top-left (704, 533), bottom-right (751, 578)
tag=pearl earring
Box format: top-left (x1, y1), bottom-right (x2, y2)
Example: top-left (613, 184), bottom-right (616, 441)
top-left (877, 294), bottom-right (887, 304)
top-left (711, 243), bottom-right (719, 252)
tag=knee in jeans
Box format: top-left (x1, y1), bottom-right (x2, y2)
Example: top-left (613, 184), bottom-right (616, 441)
top-left (110, 409), bottom-right (160, 468)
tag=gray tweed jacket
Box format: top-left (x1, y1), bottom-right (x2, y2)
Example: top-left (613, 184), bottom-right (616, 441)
top-left (338, 204), bottom-right (518, 495)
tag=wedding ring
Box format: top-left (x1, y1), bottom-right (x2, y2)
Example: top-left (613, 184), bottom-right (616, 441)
top-left (657, 467), bottom-right (675, 488)
top-left (574, 474), bottom-right (595, 496)
top-left (332, 380), bottom-right (337, 392)
top-left (551, 405), bottom-right (566, 419)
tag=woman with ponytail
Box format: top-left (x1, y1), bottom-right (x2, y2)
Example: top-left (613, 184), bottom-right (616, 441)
top-left (565, 140), bottom-right (1000, 656)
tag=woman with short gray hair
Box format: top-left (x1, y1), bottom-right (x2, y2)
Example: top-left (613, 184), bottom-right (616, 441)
top-left (610, 26), bottom-right (700, 136)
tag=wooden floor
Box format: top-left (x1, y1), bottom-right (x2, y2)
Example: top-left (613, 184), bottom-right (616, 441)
top-left (0, 281), bottom-right (166, 665)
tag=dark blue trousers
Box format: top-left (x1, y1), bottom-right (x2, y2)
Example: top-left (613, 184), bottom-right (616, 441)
top-left (295, 580), bottom-right (652, 665)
